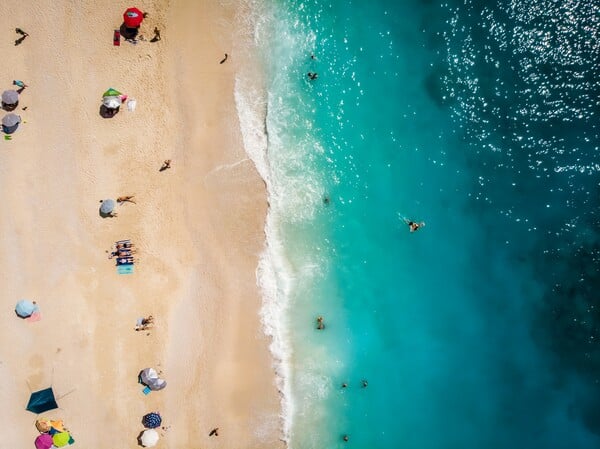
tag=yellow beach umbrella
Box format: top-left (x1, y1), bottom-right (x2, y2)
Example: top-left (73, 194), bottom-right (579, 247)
top-left (52, 432), bottom-right (70, 448)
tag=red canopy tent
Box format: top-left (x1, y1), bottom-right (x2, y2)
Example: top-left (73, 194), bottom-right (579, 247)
top-left (123, 7), bottom-right (144, 28)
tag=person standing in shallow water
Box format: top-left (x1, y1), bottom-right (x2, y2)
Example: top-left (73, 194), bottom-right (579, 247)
top-left (307, 72), bottom-right (318, 80)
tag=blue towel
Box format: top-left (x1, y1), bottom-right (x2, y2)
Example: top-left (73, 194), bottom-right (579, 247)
top-left (117, 265), bottom-right (134, 275)
top-left (142, 386), bottom-right (152, 395)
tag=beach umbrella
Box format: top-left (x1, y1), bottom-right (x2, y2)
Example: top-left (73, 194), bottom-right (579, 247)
top-left (103, 88), bottom-right (122, 98)
top-left (52, 431), bottom-right (70, 448)
top-left (140, 429), bottom-right (159, 447)
top-left (100, 199), bottom-right (116, 214)
top-left (2, 89), bottom-right (18, 105)
top-left (26, 388), bottom-right (58, 414)
top-left (2, 113), bottom-right (21, 127)
top-left (123, 7), bottom-right (144, 28)
top-left (35, 419), bottom-right (51, 433)
top-left (140, 368), bottom-right (167, 391)
top-left (142, 412), bottom-right (162, 428)
top-left (15, 299), bottom-right (37, 318)
top-left (34, 434), bottom-right (53, 449)
top-left (102, 95), bottom-right (122, 109)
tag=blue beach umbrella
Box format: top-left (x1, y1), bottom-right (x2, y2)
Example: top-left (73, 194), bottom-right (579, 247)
top-left (15, 299), bottom-right (37, 318)
top-left (100, 199), bottom-right (116, 214)
top-left (142, 412), bottom-right (162, 428)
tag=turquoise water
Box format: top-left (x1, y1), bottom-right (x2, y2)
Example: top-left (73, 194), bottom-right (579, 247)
top-left (241, 0), bottom-right (600, 447)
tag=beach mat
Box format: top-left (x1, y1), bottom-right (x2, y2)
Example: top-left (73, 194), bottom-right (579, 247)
top-left (26, 311), bottom-right (41, 322)
top-left (142, 386), bottom-right (151, 395)
top-left (117, 265), bottom-right (134, 275)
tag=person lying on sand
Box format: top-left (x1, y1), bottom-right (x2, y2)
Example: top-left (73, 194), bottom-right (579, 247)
top-left (117, 195), bottom-right (136, 204)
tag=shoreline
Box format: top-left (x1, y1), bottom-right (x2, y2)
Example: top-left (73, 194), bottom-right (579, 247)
top-left (0, 1), bottom-right (283, 448)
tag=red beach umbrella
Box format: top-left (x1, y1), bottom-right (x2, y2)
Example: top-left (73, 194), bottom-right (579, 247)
top-left (123, 7), bottom-right (144, 28)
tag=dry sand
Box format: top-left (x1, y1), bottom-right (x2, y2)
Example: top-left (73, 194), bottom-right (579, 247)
top-left (0, 1), bottom-right (282, 448)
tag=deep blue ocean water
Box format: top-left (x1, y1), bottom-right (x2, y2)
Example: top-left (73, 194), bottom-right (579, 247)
top-left (242, 0), bottom-right (600, 447)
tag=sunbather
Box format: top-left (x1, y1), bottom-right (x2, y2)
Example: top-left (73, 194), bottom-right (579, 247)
top-left (117, 195), bottom-right (136, 204)
top-left (117, 257), bottom-right (135, 265)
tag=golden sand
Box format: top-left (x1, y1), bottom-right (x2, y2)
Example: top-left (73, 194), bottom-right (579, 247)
top-left (0, 1), bottom-right (282, 448)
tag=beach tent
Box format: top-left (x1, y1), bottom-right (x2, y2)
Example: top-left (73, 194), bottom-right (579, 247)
top-left (123, 7), bottom-right (144, 28)
top-left (2, 112), bottom-right (21, 133)
top-left (52, 431), bottom-right (71, 448)
top-left (100, 199), bottom-right (116, 214)
top-left (15, 299), bottom-right (38, 318)
top-left (27, 387), bottom-right (58, 414)
top-left (34, 434), bottom-right (53, 449)
top-left (140, 368), bottom-right (167, 391)
top-left (140, 429), bottom-right (159, 447)
top-left (2, 89), bottom-right (18, 105)
top-left (142, 412), bottom-right (162, 428)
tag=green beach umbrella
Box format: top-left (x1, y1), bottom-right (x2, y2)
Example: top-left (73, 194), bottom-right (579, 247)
top-left (52, 432), bottom-right (70, 448)
top-left (103, 88), bottom-right (121, 97)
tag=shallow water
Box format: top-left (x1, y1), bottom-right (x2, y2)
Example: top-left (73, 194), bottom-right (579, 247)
top-left (240, 0), bottom-right (600, 447)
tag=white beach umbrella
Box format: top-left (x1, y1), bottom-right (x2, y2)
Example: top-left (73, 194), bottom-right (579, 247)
top-left (102, 95), bottom-right (122, 109)
top-left (140, 429), bottom-right (159, 447)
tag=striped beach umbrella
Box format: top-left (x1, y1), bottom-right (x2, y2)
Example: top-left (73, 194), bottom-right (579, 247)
top-left (142, 412), bottom-right (162, 428)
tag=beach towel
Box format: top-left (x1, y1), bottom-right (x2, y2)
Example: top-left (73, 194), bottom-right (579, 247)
top-left (26, 311), bottom-right (41, 322)
top-left (142, 386), bottom-right (152, 395)
top-left (117, 265), bottom-right (134, 275)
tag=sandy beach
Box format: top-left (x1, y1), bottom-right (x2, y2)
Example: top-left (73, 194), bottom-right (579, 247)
top-left (0, 1), bottom-right (282, 448)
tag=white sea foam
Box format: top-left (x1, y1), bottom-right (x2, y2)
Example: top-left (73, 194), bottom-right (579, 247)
top-left (234, 1), bottom-right (340, 447)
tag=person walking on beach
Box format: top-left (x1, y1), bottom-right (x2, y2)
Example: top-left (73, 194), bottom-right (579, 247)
top-left (209, 427), bottom-right (219, 436)
top-left (307, 72), bottom-right (318, 80)
top-left (220, 53), bottom-right (228, 64)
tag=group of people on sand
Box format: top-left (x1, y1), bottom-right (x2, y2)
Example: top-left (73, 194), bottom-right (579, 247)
top-left (108, 240), bottom-right (136, 265)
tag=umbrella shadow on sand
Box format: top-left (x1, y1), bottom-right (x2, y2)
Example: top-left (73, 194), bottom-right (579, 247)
top-left (99, 104), bottom-right (119, 119)
top-left (120, 23), bottom-right (140, 41)
top-left (136, 430), bottom-right (145, 447)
